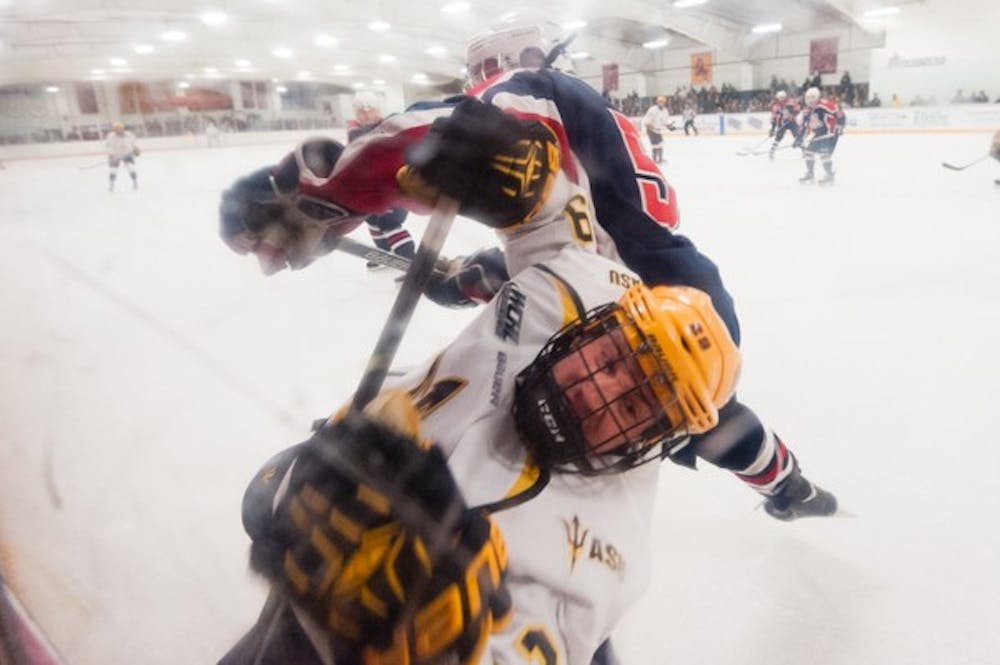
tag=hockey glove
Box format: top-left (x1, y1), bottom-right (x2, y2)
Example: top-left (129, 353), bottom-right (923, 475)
top-left (132, 146), bottom-right (141, 157)
top-left (252, 391), bottom-right (510, 664)
top-left (402, 97), bottom-right (560, 228)
top-left (425, 247), bottom-right (510, 309)
top-left (990, 130), bottom-right (1000, 161)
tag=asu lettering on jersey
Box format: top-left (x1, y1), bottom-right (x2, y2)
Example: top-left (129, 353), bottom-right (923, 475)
top-left (563, 515), bottom-right (626, 579)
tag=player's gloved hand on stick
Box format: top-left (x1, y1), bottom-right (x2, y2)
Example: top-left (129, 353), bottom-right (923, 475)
top-left (401, 97), bottom-right (560, 228)
top-left (219, 138), bottom-right (364, 274)
top-left (425, 247), bottom-right (510, 308)
top-left (251, 390), bottom-right (511, 664)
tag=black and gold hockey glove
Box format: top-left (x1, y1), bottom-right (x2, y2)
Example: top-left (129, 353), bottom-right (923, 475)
top-left (424, 247), bottom-right (510, 309)
top-left (252, 391), bottom-right (510, 665)
top-left (402, 97), bottom-right (560, 228)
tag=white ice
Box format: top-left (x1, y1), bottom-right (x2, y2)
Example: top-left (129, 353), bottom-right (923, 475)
top-left (1, 132), bottom-right (998, 665)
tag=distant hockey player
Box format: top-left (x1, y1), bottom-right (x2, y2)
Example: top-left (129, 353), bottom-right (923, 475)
top-left (682, 106), bottom-right (698, 136)
top-left (768, 90), bottom-right (800, 159)
top-left (991, 129), bottom-right (1000, 186)
top-left (348, 90), bottom-right (415, 268)
top-left (796, 87), bottom-right (845, 185)
top-left (642, 95), bottom-right (675, 163)
top-left (105, 122), bottom-right (139, 191)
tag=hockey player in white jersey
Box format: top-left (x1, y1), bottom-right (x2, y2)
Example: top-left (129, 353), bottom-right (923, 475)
top-left (104, 121), bottom-right (140, 191)
top-left (218, 103), bottom-right (741, 665)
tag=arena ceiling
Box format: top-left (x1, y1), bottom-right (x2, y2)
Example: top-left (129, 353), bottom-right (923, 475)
top-left (0, 0), bottom-right (899, 87)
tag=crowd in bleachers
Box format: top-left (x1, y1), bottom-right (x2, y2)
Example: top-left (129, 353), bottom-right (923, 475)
top-left (608, 70), bottom-right (998, 118)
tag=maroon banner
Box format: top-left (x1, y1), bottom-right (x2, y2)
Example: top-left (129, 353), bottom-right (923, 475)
top-left (602, 63), bottom-right (619, 92)
top-left (809, 37), bottom-right (839, 74)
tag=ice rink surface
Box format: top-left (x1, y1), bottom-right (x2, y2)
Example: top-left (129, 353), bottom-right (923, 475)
top-left (1, 131), bottom-right (998, 664)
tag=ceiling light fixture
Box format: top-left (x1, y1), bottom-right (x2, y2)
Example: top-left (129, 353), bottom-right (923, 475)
top-left (569, 51), bottom-right (590, 60)
top-left (133, 44), bottom-right (154, 54)
top-left (368, 20), bottom-right (390, 31)
top-left (412, 72), bottom-right (428, 81)
top-left (277, 86), bottom-right (288, 93)
top-left (315, 34), bottom-right (336, 47)
top-left (201, 11), bottom-right (228, 25)
top-left (177, 82), bottom-right (190, 89)
top-left (45, 86), bottom-right (59, 93)
top-left (373, 79), bottom-right (386, 85)
top-left (378, 54), bottom-right (397, 63)
top-left (162, 30), bottom-right (187, 41)
top-left (440, 2), bottom-right (469, 13)
top-left (673, 0), bottom-right (708, 7)
top-left (864, 6), bottom-right (901, 17)
top-left (426, 46), bottom-right (446, 56)
top-left (563, 20), bottom-right (588, 29)
top-left (272, 47), bottom-right (293, 58)
top-left (642, 39), bottom-right (669, 49)
top-left (109, 57), bottom-right (126, 66)
top-left (333, 64), bottom-right (349, 72)
top-left (235, 59), bottom-right (251, 67)
top-left (752, 24), bottom-right (783, 33)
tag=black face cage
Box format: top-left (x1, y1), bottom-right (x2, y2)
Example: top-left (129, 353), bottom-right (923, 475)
top-left (513, 303), bottom-right (686, 476)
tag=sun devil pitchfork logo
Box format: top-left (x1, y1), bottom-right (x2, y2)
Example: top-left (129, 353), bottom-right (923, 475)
top-left (491, 138), bottom-right (558, 199)
top-left (563, 515), bottom-right (626, 578)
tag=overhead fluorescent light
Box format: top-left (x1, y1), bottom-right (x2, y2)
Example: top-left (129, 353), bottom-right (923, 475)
top-left (272, 47), bottom-right (293, 58)
top-left (864, 6), bottom-right (900, 17)
top-left (642, 39), bottom-right (669, 49)
top-left (162, 30), bottom-right (187, 41)
top-left (426, 46), bottom-right (446, 56)
top-left (45, 86), bottom-right (60, 93)
top-left (440, 2), bottom-right (469, 13)
top-left (563, 20), bottom-right (588, 30)
top-left (276, 86), bottom-right (288, 93)
top-left (234, 59), bottom-right (252, 67)
top-left (373, 79), bottom-right (386, 85)
top-left (569, 52), bottom-right (590, 60)
top-left (297, 71), bottom-right (312, 79)
top-left (200, 11), bottom-right (228, 25)
top-left (378, 54), bottom-right (397, 63)
top-left (674, 0), bottom-right (708, 7)
top-left (90, 68), bottom-right (105, 75)
top-left (352, 82), bottom-right (366, 89)
top-left (752, 24), bottom-right (783, 33)
top-left (109, 57), bottom-right (126, 66)
top-left (133, 44), bottom-right (154, 54)
top-left (315, 34), bottom-right (336, 47)
top-left (333, 64), bottom-right (349, 72)
top-left (368, 20), bottom-right (390, 31)
top-left (412, 72), bottom-right (429, 81)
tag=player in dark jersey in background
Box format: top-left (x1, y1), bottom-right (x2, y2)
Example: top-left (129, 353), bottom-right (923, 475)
top-left (796, 86), bottom-right (846, 185)
top-left (347, 91), bottom-right (415, 268)
top-left (768, 90), bottom-right (801, 160)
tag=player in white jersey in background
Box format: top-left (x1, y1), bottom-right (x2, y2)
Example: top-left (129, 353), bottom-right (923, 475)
top-left (641, 96), bottom-right (675, 163)
top-left (217, 102), bottom-right (741, 664)
top-left (796, 87), bottom-right (845, 185)
top-left (104, 121), bottom-right (139, 192)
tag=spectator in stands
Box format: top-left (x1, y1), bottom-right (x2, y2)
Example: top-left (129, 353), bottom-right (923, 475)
top-left (952, 90), bottom-right (966, 104)
top-left (870, 93), bottom-right (882, 107)
top-left (890, 94), bottom-right (904, 107)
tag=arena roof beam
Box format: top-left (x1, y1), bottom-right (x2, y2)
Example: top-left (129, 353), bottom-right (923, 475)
top-left (610, 1), bottom-right (749, 54)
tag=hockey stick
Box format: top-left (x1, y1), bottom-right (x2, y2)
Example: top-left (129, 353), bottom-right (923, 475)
top-left (251, 197), bottom-right (460, 664)
top-left (941, 154), bottom-right (990, 171)
top-left (750, 132), bottom-right (838, 156)
top-left (78, 160), bottom-right (107, 170)
top-left (323, 234), bottom-right (412, 272)
top-left (736, 136), bottom-right (772, 156)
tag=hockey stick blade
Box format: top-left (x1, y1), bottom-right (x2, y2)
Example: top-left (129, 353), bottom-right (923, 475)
top-left (941, 154), bottom-right (990, 171)
top-left (324, 235), bottom-right (412, 272)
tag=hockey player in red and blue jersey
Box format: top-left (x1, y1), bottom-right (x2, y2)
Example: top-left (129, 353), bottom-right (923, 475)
top-left (768, 90), bottom-right (801, 159)
top-left (796, 86), bottom-right (846, 185)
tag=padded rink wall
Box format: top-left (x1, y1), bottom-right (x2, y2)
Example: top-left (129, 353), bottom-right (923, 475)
top-left (650, 104), bottom-right (1000, 136)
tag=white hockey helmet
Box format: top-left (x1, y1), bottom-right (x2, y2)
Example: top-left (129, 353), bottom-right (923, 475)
top-left (804, 87), bottom-right (821, 106)
top-left (352, 90), bottom-right (381, 112)
top-left (465, 25), bottom-right (547, 86)
top-left (775, 90), bottom-right (787, 101)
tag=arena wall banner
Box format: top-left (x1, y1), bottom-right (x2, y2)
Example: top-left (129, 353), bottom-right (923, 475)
top-left (690, 52), bottom-right (712, 86)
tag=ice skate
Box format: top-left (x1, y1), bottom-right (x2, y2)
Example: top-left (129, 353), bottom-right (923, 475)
top-left (798, 172), bottom-right (814, 184)
top-left (764, 467), bottom-right (838, 521)
top-left (818, 172), bottom-right (835, 186)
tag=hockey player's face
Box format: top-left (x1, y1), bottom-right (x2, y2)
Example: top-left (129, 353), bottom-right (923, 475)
top-left (551, 328), bottom-right (659, 454)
